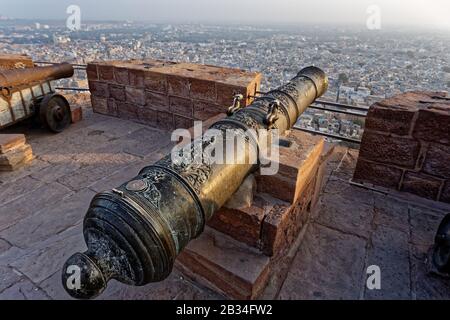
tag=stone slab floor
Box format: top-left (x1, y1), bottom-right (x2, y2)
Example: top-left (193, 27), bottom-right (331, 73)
top-left (0, 105), bottom-right (449, 300)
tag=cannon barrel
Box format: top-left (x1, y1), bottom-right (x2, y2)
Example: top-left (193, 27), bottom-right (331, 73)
top-left (62, 66), bottom-right (328, 299)
top-left (0, 63), bottom-right (74, 88)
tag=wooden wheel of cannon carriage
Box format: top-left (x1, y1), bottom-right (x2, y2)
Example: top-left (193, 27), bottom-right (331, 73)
top-left (39, 93), bottom-right (72, 133)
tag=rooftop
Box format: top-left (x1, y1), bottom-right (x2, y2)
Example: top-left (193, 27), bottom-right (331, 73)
top-left (0, 98), bottom-right (449, 300)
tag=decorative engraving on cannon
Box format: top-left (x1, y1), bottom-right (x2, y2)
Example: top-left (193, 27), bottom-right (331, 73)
top-left (62, 66), bottom-right (328, 299)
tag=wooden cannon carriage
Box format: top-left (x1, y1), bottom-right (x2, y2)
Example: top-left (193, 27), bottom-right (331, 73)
top-left (0, 63), bottom-right (75, 132)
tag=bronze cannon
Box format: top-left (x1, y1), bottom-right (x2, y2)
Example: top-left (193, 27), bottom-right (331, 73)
top-left (0, 63), bottom-right (74, 132)
top-left (62, 66), bottom-right (328, 299)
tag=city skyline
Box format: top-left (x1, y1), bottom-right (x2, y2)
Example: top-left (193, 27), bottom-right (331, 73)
top-left (1, 0), bottom-right (450, 31)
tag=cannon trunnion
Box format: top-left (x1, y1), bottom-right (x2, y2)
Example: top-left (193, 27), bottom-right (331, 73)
top-left (62, 66), bottom-right (329, 299)
top-left (0, 63), bottom-right (74, 132)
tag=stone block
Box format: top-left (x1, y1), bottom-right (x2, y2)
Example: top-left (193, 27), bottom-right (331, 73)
top-left (0, 175), bottom-right (42, 207)
top-left (144, 71), bottom-right (167, 93)
top-left (422, 143), bottom-right (450, 178)
top-left (86, 63), bottom-right (98, 80)
top-left (193, 101), bottom-right (226, 121)
top-left (156, 111), bottom-right (174, 131)
top-left (125, 87), bottom-right (146, 106)
top-left (359, 131), bottom-right (420, 168)
top-left (190, 78), bottom-right (216, 101)
top-left (0, 189), bottom-right (95, 248)
top-left (256, 174), bottom-right (296, 204)
top-left (117, 102), bottom-right (139, 121)
top-left (107, 99), bottom-right (119, 117)
top-left (409, 206), bottom-right (445, 246)
top-left (146, 91), bottom-right (169, 112)
top-left (261, 181), bottom-right (314, 257)
top-left (365, 102), bottom-right (416, 135)
top-left (58, 152), bottom-right (140, 191)
top-left (0, 182), bottom-right (72, 231)
top-left (364, 225), bottom-right (411, 300)
top-left (109, 84), bottom-right (126, 101)
top-left (177, 113), bottom-right (227, 146)
top-left (91, 96), bottom-right (108, 115)
top-left (173, 114), bottom-right (194, 129)
top-left (87, 59), bottom-right (261, 129)
top-left (257, 130), bottom-right (325, 204)
top-left (70, 105), bottom-right (83, 124)
top-left (176, 227), bottom-right (271, 300)
top-left (400, 172), bottom-right (443, 201)
top-left (0, 279), bottom-right (49, 300)
top-left (0, 134), bottom-right (26, 154)
top-left (354, 91), bottom-right (450, 203)
top-left (170, 96), bottom-right (193, 117)
top-left (373, 193), bottom-right (409, 234)
top-left (10, 225), bottom-right (85, 284)
top-left (216, 83), bottom-right (247, 108)
top-left (277, 224), bottom-right (367, 300)
top-left (208, 189), bottom-right (314, 257)
top-left (129, 69), bottom-right (145, 88)
top-left (414, 103), bottom-right (450, 145)
top-left (114, 66), bottom-right (130, 85)
top-left (0, 144), bottom-right (33, 167)
top-left (88, 81), bottom-right (109, 98)
top-left (31, 162), bottom-right (81, 184)
top-left (97, 64), bottom-right (114, 82)
top-left (0, 266), bottom-right (23, 293)
top-left (167, 75), bottom-right (190, 97)
top-left (353, 158), bottom-right (403, 189)
top-left (0, 156), bottom-right (33, 172)
top-left (136, 106), bottom-right (157, 127)
top-left (208, 195), bottom-right (267, 248)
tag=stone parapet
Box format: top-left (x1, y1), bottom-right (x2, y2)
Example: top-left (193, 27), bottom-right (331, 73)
top-left (87, 59), bottom-right (262, 130)
top-left (354, 91), bottom-right (450, 203)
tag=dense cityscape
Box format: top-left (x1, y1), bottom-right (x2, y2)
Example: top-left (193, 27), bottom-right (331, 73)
top-left (1, 18), bottom-right (449, 140)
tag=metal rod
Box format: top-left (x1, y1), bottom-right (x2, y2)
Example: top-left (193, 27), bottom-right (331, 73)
top-left (55, 87), bottom-right (90, 92)
top-left (308, 105), bottom-right (367, 117)
top-left (315, 99), bottom-right (370, 112)
top-left (293, 126), bottom-right (362, 144)
top-left (35, 61), bottom-right (87, 68)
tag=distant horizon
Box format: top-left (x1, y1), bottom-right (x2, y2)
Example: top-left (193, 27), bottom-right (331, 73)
top-left (1, 0), bottom-right (449, 32)
top-left (1, 17), bottom-right (449, 34)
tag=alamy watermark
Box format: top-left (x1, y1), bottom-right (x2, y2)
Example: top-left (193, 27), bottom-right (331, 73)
top-left (66, 5), bottom-right (81, 31)
top-left (366, 265), bottom-right (381, 290)
top-left (171, 122), bottom-right (281, 176)
top-left (66, 265), bottom-right (81, 290)
top-left (366, 5), bottom-right (382, 30)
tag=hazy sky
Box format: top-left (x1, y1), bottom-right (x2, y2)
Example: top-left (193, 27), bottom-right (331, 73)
top-left (1, 0), bottom-right (449, 30)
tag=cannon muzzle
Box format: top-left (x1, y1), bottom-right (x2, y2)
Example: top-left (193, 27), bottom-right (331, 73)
top-left (0, 63), bottom-right (74, 88)
top-left (62, 66), bottom-right (328, 299)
